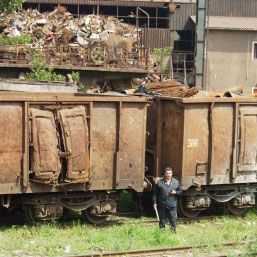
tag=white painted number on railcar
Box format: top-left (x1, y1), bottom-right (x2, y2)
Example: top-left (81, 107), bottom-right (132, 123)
top-left (187, 139), bottom-right (198, 148)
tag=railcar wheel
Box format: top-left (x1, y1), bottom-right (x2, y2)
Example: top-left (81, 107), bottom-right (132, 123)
top-left (227, 201), bottom-right (247, 216)
top-left (178, 197), bottom-right (201, 218)
top-left (83, 207), bottom-right (108, 225)
top-left (25, 205), bottom-right (37, 224)
top-left (25, 204), bottom-right (63, 224)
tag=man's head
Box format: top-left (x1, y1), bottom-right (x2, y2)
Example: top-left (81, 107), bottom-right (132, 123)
top-left (163, 167), bottom-right (173, 180)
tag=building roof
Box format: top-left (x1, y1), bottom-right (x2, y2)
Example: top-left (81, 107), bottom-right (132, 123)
top-left (190, 16), bottom-right (257, 31)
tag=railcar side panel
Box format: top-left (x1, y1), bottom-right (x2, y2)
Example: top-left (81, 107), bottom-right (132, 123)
top-left (0, 103), bottom-right (23, 192)
top-left (235, 105), bottom-right (257, 183)
top-left (0, 94), bottom-right (148, 195)
top-left (182, 104), bottom-right (209, 187)
top-left (117, 103), bottom-right (146, 191)
top-left (90, 102), bottom-right (119, 190)
top-left (160, 101), bottom-right (184, 180)
top-left (58, 106), bottom-right (90, 182)
top-left (30, 108), bottom-right (61, 183)
top-left (147, 97), bottom-right (256, 216)
top-left (211, 104), bottom-right (233, 183)
top-left (151, 97), bottom-right (257, 190)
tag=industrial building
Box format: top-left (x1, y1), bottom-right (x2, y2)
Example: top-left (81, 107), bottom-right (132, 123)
top-left (191, 16), bottom-right (257, 93)
top-left (17, 0), bottom-right (257, 91)
top-left (172, 0), bottom-right (257, 91)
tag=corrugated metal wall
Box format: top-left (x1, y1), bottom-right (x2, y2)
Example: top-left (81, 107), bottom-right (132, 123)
top-left (170, 0), bottom-right (257, 31)
top-left (170, 3), bottom-right (196, 31)
top-left (209, 0), bottom-right (257, 17)
top-left (142, 28), bottom-right (171, 50)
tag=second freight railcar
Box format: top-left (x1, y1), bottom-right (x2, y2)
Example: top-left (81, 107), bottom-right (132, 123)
top-left (146, 96), bottom-right (257, 217)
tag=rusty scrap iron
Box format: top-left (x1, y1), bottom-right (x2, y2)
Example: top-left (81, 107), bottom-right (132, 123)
top-left (0, 6), bottom-right (149, 70)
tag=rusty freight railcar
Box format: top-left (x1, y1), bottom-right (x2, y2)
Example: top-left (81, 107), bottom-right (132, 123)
top-left (146, 96), bottom-right (257, 218)
top-left (0, 92), bottom-right (148, 224)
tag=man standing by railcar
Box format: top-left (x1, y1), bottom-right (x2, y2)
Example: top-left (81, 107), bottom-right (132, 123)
top-left (152, 167), bottom-right (182, 233)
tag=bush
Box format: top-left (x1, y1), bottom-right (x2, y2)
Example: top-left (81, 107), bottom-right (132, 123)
top-left (0, 0), bottom-right (24, 14)
top-left (0, 35), bottom-right (33, 46)
top-left (117, 191), bottom-right (138, 213)
top-left (153, 46), bottom-right (173, 73)
top-left (26, 50), bottom-right (66, 82)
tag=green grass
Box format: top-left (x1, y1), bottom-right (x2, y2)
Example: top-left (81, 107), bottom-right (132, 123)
top-left (0, 213), bottom-right (256, 256)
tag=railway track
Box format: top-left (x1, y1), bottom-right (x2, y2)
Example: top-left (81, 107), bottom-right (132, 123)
top-left (0, 212), bottom-right (244, 227)
top-left (113, 213), bottom-right (240, 226)
top-left (63, 242), bottom-right (255, 257)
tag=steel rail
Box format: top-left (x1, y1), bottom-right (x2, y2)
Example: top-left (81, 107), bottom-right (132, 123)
top-left (63, 242), bottom-right (251, 257)
top-left (114, 214), bottom-right (239, 225)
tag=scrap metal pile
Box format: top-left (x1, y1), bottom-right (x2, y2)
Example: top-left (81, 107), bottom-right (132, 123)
top-left (146, 80), bottom-right (199, 97)
top-left (0, 7), bottom-right (148, 69)
top-left (127, 79), bottom-right (199, 97)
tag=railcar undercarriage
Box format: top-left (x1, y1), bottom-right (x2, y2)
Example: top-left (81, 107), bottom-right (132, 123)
top-left (178, 185), bottom-right (256, 218)
top-left (0, 191), bottom-right (118, 224)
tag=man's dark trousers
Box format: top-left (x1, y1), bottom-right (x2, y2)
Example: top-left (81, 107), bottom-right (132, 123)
top-left (158, 206), bottom-right (177, 232)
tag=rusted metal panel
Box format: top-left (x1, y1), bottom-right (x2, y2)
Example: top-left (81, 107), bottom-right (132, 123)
top-left (160, 100), bottom-right (183, 180)
top-left (30, 108), bottom-right (61, 182)
top-left (23, 102), bottom-right (29, 191)
top-left (0, 92), bottom-right (148, 194)
top-left (89, 101), bottom-right (147, 192)
top-left (211, 104), bottom-right (233, 184)
top-left (117, 102), bottom-right (147, 191)
top-left (145, 97), bottom-right (158, 177)
top-left (0, 92), bottom-right (147, 103)
top-left (0, 104), bottom-right (23, 184)
top-left (164, 96), bottom-right (257, 103)
top-left (58, 106), bottom-right (90, 181)
top-left (152, 97), bottom-right (257, 190)
top-left (238, 106), bottom-right (257, 172)
top-left (182, 104), bottom-right (209, 183)
top-left (90, 102), bottom-right (118, 190)
top-left (142, 28), bottom-right (172, 50)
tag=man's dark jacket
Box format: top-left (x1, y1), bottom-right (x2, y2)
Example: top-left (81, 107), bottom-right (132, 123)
top-left (153, 178), bottom-right (182, 209)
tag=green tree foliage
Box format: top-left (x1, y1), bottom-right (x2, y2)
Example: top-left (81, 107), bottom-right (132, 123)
top-left (153, 46), bottom-right (173, 73)
top-left (0, 0), bottom-right (25, 14)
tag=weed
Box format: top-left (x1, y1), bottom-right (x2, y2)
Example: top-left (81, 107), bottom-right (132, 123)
top-left (26, 49), bottom-right (66, 82)
top-left (117, 191), bottom-right (138, 213)
top-left (0, 214), bottom-right (255, 256)
top-left (0, 35), bottom-right (33, 46)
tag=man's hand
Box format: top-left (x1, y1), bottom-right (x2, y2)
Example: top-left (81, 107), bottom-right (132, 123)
top-left (153, 203), bottom-right (157, 209)
top-left (170, 189), bottom-right (176, 195)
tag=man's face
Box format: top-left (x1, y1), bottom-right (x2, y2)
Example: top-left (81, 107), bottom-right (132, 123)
top-left (164, 170), bottom-right (172, 180)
